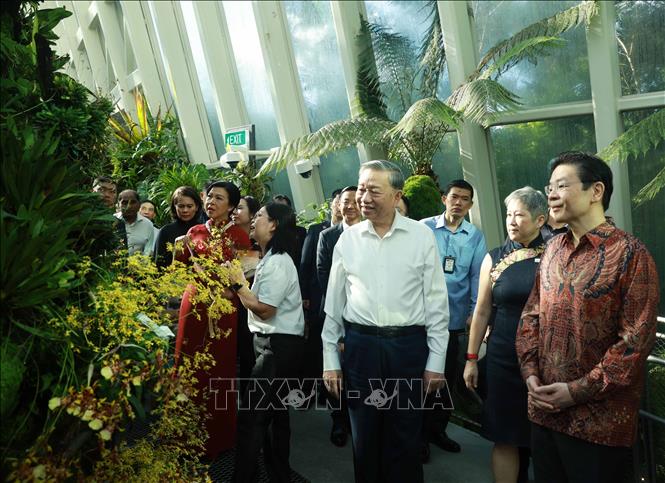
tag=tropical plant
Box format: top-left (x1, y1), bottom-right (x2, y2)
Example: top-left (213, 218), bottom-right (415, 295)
top-left (597, 108), bottom-right (665, 205)
top-left (259, 1), bottom-right (599, 183)
top-left (108, 90), bottom-right (186, 190)
top-left (402, 175), bottom-right (442, 221)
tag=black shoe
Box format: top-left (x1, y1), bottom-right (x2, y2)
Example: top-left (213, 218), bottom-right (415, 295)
top-left (421, 441), bottom-right (430, 464)
top-left (429, 432), bottom-right (461, 453)
top-left (330, 424), bottom-right (348, 447)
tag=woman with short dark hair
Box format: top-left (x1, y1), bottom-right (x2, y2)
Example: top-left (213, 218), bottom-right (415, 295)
top-left (229, 202), bottom-right (305, 483)
top-left (174, 180), bottom-right (251, 460)
top-left (153, 186), bottom-right (203, 268)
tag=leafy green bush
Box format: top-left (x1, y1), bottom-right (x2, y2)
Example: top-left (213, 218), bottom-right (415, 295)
top-left (403, 174), bottom-right (442, 221)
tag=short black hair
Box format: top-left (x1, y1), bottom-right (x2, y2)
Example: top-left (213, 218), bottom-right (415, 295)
top-left (340, 185), bottom-right (358, 194)
top-left (331, 188), bottom-right (343, 199)
top-left (170, 186), bottom-right (203, 220)
top-left (241, 195), bottom-right (261, 218)
top-left (548, 151), bottom-right (613, 211)
top-left (206, 181), bottom-right (241, 209)
top-left (93, 176), bottom-right (116, 187)
top-left (264, 202), bottom-right (298, 266)
top-left (272, 194), bottom-right (292, 207)
top-left (443, 179), bottom-right (474, 199)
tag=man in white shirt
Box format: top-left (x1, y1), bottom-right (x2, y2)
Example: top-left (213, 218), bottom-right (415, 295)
top-left (115, 189), bottom-right (155, 256)
top-left (322, 160), bottom-right (449, 483)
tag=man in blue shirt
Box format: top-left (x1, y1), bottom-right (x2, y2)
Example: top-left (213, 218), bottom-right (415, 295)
top-left (420, 179), bottom-right (486, 459)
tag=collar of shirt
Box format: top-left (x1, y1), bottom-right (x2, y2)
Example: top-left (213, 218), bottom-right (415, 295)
top-left (359, 211), bottom-right (409, 239)
top-left (563, 221), bottom-right (615, 250)
top-left (115, 212), bottom-right (149, 227)
top-left (434, 213), bottom-right (470, 234)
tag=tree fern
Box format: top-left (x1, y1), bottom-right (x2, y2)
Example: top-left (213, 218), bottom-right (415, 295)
top-left (474, 1), bottom-right (598, 78)
top-left (597, 109), bottom-right (665, 206)
top-left (417, 1), bottom-right (446, 98)
top-left (353, 16), bottom-right (388, 120)
top-left (258, 117), bottom-right (395, 174)
top-left (447, 78), bottom-right (522, 127)
top-left (389, 98), bottom-right (462, 138)
top-left (479, 36), bottom-right (565, 80)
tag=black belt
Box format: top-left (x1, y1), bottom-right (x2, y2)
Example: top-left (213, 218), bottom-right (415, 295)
top-left (344, 320), bottom-right (425, 338)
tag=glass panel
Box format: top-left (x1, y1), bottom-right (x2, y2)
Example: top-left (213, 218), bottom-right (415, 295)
top-left (615, 1), bottom-right (665, 96)
top-left (364, 0), bottom-right (451, 118)
top-left (284, 1), bottom-right (360, 197)
top-left (431, 134), bottom-right (462, 191)
top-left (222, 1), bottom-right (293, 201)
top-left (622, 108), bottom-right (665, 312)
top-left (472, 1), bottom-right (591, 106)
top-left (489, 116), bottom-right (597, 230)
top-left (180, 1), bottom-right (224, 156)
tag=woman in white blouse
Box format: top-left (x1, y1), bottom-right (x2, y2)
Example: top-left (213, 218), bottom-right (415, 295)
top-left (229, 202), bottom-right (305, 483)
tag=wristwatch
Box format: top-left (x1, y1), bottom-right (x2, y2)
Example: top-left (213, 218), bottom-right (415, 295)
top-left (230, 283), bottom-right (244, 292)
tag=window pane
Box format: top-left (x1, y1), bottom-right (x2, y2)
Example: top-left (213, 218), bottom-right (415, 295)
top-left (222, 1), bottom-right (293, 201)
top-left (364, 0), bottom-right (451, 119)
top-left (490, 116), bottom-right (596, 227)
top-left (431, 134), bottom-right (462, 191)
top-left (615, 1), bottom-right (665, 96)
top-left (180, 1), bottom-right (225, 157)
top-left (284, 1), bottom-right (360, 197)
top-left (622, 108), bottom-right (665, 312)
top-left (472, 1), bottom-right (591, 106)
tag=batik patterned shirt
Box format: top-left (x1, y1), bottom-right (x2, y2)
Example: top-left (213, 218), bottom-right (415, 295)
top-left (516, 222), bottom-right (659, 447)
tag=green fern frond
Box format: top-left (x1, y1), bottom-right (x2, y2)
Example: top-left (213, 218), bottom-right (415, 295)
top-left (258, 117), bottom-right (395, 175)
top-left (633, 165), bottom-right (665, 206)
top-left (389, 98), bottom-right (462, 138)
top-left (364, 19), bottom-right (418, 118)
top-left (354, 16), bottom-right (388, 119)
top-left (475, 1), bottom-right (598, 78)
top-left (417, 1), bottom-right (446, 98)
top-left (598, 109), bottom-right (665, 163)
top-left (480, 36), bottom-right (566, 80)
top-left (447, 78), bottom-right (522, 127)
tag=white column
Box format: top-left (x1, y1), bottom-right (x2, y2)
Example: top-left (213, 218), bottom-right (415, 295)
top-left (55, 0), bottom-right (99, 91)
top-left (586, 1), bottom-right (632, 231)
top-left (191, 1), bottom-right (248, 131)
top-left (91, 1), bottom-right (134, 112)
top-left (120, 1), bottom-right (171, 115)
top-left (330, 0), bottom-right (386, 162)
top-left (149, 0), bottom-right (217, 165)
top-left (438, 1), bottom-right (504, 249)
top-left (66, 0), bottom-right (111, 94)
top-left (253, 0), bottom-right (325, 211)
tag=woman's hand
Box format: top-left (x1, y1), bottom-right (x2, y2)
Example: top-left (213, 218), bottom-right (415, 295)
top-left (463, 360), bottom-right (479, 389)
top-left (225, 261), bottom-right (247, 286)
top-left (174, 234), bottom-right (193, 256)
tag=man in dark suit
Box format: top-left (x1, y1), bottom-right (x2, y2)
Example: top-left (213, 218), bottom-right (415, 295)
top-left (316, 186), bottom-right (360, 446)
top-left (299, 189), bottom-right (342, 415)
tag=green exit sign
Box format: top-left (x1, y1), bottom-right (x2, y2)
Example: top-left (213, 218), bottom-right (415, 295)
top-left (224, 125), bottom-right (253, 150)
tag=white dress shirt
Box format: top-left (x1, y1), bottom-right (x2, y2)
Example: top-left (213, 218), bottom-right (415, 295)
top-left (322, 212), bottom-right (450, 373)
top-left (248, 250), bottom-right (305, 336)
top-left (115, 212), bottom-right (155, 256)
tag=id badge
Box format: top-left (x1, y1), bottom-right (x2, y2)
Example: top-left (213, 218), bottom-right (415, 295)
top-left (443, 256), bottom-right (456, 274)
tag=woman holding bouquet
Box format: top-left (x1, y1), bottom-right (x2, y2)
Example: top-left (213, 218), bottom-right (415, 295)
top-left (174, 180), bottom-right (250, 459)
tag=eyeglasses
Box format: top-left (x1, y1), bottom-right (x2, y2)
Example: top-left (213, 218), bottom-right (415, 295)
top-left (544, 180), bottom-right (586, 196)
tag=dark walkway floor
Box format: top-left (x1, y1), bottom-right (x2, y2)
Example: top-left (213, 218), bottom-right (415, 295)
top-left (288, 407), bottom-right (494, 482)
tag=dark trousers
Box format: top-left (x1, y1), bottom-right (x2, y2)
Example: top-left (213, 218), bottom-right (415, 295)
top-left (234, 333), bottom-right (304, 483)
top-left (423, 330), bottom-right (461, 439)
top-left (344, 325), bottom-right (428, 483)
top-left (531, 423), bottom-right (632, 483)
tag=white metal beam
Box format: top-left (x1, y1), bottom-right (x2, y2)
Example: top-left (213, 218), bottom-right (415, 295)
top-left (618, 91), bottom-right (665, 112)
top-left (330, 0), bottom-right (386, 163)
top-left (119, 1), bottom-right (171, 115)
top-left (67, 0), bottom-right (111, 94)
top-left (490, 100), bottom-right (594, 126)
top-left (92, 1), bottom-right (134, 112)
top-left (148, 0), bottom-right (217, 165)
top-left (55, 0), bottom-right (96, 90)
top-left (190, 1), bottom-right (248, 131)
top-left (252, 0), bottom-right (325, 211)
top-left (586, 1), bottom-right (632, 231)
top-left (438, 1), bottom-right (504, 249)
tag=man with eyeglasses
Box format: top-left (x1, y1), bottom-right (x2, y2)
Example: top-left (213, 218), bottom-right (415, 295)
top-left (419, 179), bottom-right (487, 460)
top-left (516, 151), bottom-right (659, 483)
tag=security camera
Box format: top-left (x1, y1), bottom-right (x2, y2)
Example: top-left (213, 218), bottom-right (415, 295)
top-left (294, 159), bottom-right (313, 178)
top-left (219, 151), bottom-right (243, 169)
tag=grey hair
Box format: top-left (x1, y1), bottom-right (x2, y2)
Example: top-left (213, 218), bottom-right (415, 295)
top-left (504, 186), bottom-right (548, 220)
top-left (359, 160), bottom-right (405, 190)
